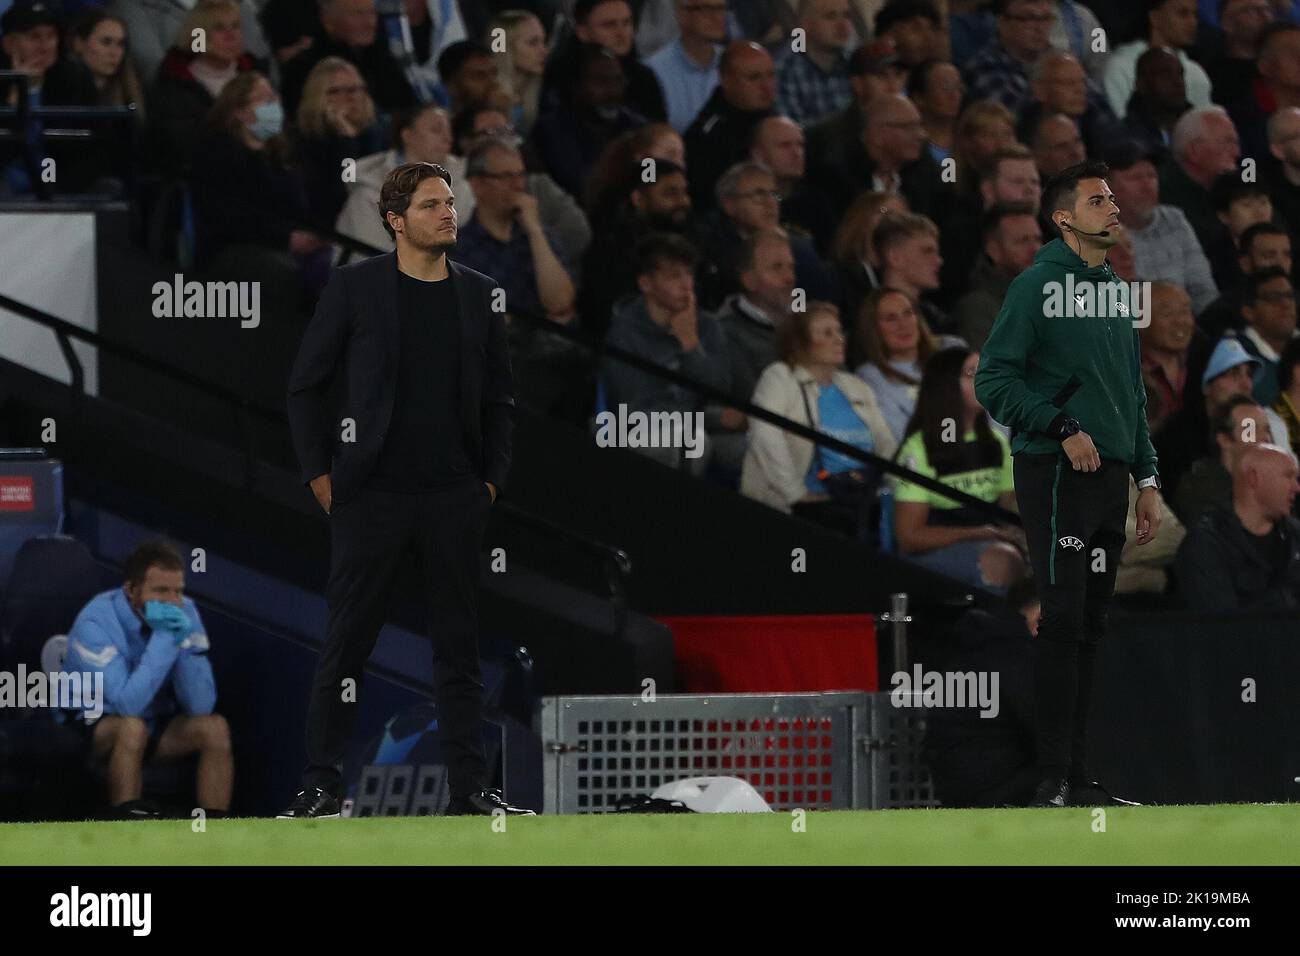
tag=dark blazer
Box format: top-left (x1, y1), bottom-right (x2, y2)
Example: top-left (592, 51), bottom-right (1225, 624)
top-left (287, 252), bottom-right (515, 505)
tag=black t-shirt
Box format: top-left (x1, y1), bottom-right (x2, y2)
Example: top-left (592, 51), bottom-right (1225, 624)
top-left (368, 269), bottom-right (475, 491)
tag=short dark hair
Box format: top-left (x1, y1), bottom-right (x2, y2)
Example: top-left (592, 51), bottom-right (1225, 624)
top-left (1210, 171), bottom-right (1267, 214)
top-left (1257, 20), bottom-right (1300, 59)
top-left (905, 58), bottom-right (948, 98)
top-left (124, 539), bottom-right (184, 588)
top-left (574, 0), bottom-right (626, 23)
top-left (1240, 222), bottom-right (1290, 258)
top-left (437, 39), bottom-right (492, 84)
top-left (451, 101), bottom-right (507, 153)
top-left (631, 158), bottom-right (686, 193)
top-left (378, 162), bottom-right (453, 239)
top-left (1041, 160), bottom-right (1110, 235)
top-left (1244, 266), bottom-right (1292, 304)
top-left (992, 0), bottom-right (1042, 16)
top-left (981, 201), bottom-right (1039, 241)
top-left (390, 103), bottom-right (445, 151)
top-left (1278, 335), bottom-right (1300, 393)
top-left (875, 0), bottom-right (941, 35)
top-left (1213, 393), bottom-right (1265, 436)
top-left (635, 231), bottom-right (698, 277)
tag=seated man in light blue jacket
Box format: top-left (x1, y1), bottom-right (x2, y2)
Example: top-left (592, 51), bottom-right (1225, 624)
top-left (64, 539), bottom-right (232, 817)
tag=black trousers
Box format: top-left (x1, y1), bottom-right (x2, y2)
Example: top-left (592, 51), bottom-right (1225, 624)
top-left (303, 476), bottom-right (491, 800)
top-left (1013, 454), bottom-right (1129, 780)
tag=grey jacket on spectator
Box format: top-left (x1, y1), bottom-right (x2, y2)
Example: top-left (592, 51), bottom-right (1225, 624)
top-left (953, 256), bottom-right (1013, 351)
top-left (717, 293), bottom-right (780, 408)
top-left (1176, 508), bottom-right (1300, 611)
top-left (109, 0), bottom-right (272, 86)
top-left (602, 294), bottom-right (731, 417)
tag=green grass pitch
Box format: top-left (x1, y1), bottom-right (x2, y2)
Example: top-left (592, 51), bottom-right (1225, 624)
top-left (3, 804), bottom-right (1298, 865)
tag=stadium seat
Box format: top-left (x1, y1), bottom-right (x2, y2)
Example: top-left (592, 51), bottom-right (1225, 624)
top-left (0, 535), bottom-right (103, 675)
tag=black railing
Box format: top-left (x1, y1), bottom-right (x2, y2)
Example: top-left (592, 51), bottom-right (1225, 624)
top-left (0, 291), bottom-right (633, 623)
top-left (311, 210), bottom-right (1019, 523)
top-left (0, 72), bottom-right (139, 200)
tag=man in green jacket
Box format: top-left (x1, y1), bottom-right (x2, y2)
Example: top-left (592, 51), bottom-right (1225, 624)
top-left (975, 160), bottom-right (1164, 808)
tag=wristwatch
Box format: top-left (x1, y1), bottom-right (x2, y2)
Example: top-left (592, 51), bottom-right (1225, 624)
top-left (1137, 475), bottom-right (1161, 491)
top-left (1052, 416), bottom-right (1082, 441)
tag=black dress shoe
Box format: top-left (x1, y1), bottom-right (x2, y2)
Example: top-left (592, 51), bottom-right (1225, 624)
top-left (1028, 777), bottom-right (1070, 807)
top-left (1068, 779), bottom-right (1141, 807)
top-left (106, 799), bottom-right (162, 820)
top-left (445, 788), bottom-right (536, 816)
top-left (276, 787), bottom-right (341, 819)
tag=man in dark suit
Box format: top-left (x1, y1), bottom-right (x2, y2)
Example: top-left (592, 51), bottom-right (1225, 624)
top-left (280, 161), bottom-right (533, 818)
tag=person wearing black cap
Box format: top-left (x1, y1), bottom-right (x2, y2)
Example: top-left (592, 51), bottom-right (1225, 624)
top-left (975, 160), bottom-right (1162, 808)
top-left (1104, 137), bottom-right (1218, 315)
top-left (0, 1), bottom-right (97, 107)
top-left (806, 39), bottom-right (907, 177)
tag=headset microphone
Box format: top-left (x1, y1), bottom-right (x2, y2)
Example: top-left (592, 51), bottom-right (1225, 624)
top-left (1061, 221), bottom-right (1111, 238)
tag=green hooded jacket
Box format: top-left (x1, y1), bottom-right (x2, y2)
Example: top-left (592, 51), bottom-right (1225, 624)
top-left (974, 238), bottom-right (1159, 482)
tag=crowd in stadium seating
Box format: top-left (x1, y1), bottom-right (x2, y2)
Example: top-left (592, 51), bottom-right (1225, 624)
top-left (3, 0), bottom-right (1300, 608)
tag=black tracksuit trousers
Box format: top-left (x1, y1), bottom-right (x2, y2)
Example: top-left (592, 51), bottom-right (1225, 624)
top-left (1013, 453), bottom-right (1130, 782)
top-left (302, 477), bottom-right (491, 800)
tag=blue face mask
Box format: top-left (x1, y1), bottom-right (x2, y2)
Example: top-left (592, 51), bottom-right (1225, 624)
top-left (248, 100), bottom-right (284, 141)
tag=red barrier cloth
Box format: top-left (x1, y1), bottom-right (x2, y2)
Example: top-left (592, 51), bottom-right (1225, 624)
top-left (657, 614), bottom-right (878, 694)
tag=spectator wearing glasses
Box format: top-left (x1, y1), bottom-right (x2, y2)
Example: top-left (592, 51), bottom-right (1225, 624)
top-left (749, 115), bottom-right (837, 256)
top-left (294, 57), bottom-right (383, 229)
top-left (963, 0), bottom-right (1056, 116)
top-left (454, 137), bottom-right (576, 326)
top-left (1225, 267), bottom-right (1300, 406)
top-left (643, 0), bottom-right (725, 133)
top-left (451, 103), bottom-right (592, 261)
top-left (812, 91), bottom-right (947, 220)
top-left (697, 160), bottom-right (836, 311)
top-left (278, 0), bottom-right (416, 116)
top-left (1015, 50), bottom-right (1119, 161)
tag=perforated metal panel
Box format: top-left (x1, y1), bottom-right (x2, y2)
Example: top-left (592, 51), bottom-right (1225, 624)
top-left (537, 693), bottom-right (872, 814)
top-left (866, 692), bottom-right (939, 809)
